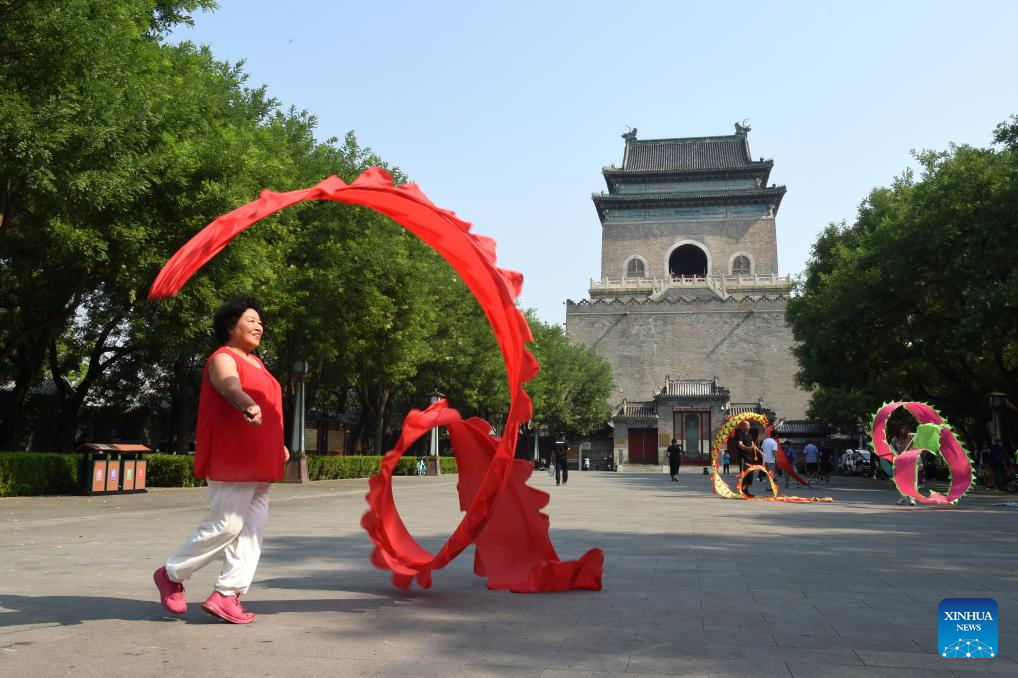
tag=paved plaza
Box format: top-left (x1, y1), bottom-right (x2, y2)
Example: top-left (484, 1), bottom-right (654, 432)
top-left (1, 467), bottom-right (1016, 677)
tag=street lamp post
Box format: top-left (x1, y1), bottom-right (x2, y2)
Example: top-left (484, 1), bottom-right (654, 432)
top-left (283, 360), bottom-right (310, 483)
top-left (530, 420), bottom-right (539, 462)
top-left (429, 389), bottom-right (444, 476)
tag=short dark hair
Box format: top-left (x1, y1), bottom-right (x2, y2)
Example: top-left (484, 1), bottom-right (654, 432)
top-left (212, 295), bottom-right (264, 346)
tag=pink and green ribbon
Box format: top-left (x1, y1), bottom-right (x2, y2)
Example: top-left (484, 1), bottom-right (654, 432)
top-left (870, 401), bottom-right (974, 505)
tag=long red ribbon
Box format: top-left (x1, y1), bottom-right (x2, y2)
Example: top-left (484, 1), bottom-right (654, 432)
top-left (149, 168), bottom-right (603, 591)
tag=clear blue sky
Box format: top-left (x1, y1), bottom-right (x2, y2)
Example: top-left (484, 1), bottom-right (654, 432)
top-left (172, 1), bottom-right (1018, 324)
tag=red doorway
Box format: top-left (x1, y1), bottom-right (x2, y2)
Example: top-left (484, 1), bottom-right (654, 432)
top-left (673, 410), bottom-right (711, 466)
top-left (628, 428), bottom-right (658, 464)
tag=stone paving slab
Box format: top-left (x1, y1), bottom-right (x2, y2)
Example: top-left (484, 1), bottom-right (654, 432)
top-left (1, 469), bottom-right (1017, 677)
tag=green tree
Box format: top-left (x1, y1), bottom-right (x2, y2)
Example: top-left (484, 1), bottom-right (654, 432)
top-left (525, 313), bottom-right (614, 436)
top-left (787, 117), bottom-right (1018, 446)
top-left (0, 0), bottom-right (230, 447)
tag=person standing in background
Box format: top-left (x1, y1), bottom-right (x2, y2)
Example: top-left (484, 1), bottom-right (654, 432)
top-left (805, 441), bottom-right (819, 480)
top-left (554, 438), bottom-right (569, 486)
top-left (761, 432), bottom-right (778, 483)
top-left (667, 438), bottom-right (682, 481)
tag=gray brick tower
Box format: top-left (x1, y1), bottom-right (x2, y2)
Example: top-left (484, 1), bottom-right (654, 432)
top-left (565, 124), bottom-right (809, 466)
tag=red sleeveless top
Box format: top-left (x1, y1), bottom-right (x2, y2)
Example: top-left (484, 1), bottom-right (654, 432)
top-left (194, 347), bottom-right (285, 482)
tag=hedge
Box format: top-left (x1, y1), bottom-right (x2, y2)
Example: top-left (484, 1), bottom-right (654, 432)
top-left (0, 452), bottom-right (79, 497)
top-left (307, 455), bottom-right (457, 480)
top-left (145, 454), bottom-right (204, 488)
top-left (0, 452), bottom-right (457, 496)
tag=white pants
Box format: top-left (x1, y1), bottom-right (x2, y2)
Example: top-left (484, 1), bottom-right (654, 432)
top-left (165, 480), bottom-right (271, 596)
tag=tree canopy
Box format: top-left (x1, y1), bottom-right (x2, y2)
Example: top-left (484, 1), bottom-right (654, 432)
top-left (0, 0), bottom-right (615, 452)
top-left (787, 116), bottom-right (1018, 446)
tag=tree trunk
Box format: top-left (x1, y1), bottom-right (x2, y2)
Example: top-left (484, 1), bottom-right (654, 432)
top-left (0, 334), bottom-right (50, 448)
top-left (47, 314), bottom-right (132, 451)
top-left (51, 395), bottom-right (86, 451)
top-left (358, 382), bottom-right (391, 455)
top-left (172, 357), bottom-right (198, 453)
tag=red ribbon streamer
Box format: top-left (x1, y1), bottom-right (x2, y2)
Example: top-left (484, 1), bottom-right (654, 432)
top-left (148, 168), bottom-right (603, 592)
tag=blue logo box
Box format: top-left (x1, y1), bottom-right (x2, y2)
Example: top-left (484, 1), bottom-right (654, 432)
top-left (939, 598), bottom-right (997, 658)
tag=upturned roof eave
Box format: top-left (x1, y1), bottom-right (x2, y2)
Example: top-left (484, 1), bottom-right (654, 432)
top-left (602, 163), bottom-right (774, 191)
top-left (592, 186), bottom-right (786, 221)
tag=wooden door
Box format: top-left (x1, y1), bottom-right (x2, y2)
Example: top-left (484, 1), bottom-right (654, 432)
top-left (628, 428), bottom-right (658, 464)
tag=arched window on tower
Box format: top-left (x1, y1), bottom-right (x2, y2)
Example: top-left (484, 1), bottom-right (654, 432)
top-left (625, 258), bottom-right (647, 279)
top-left (731, 255), bottom-right (752, 276)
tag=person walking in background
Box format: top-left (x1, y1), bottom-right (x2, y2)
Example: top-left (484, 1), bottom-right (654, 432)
top-left (722, 449), bottom-right (731, 475)
top-left (554, 438), bottom-right (569, 486)
top-left (154, 296), bottom-right (288, 624)
top-left (667, 438), bottom-right (682, 481)
top-left (805, 440), bottom-right (819, 480)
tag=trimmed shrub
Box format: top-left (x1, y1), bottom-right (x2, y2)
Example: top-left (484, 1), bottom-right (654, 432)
top-left (146, 454), bottom-right (205, 488)
top-left (307, 455), bottom-right (381, 481)
top-left (307, 455), bottom-right (457, 480)
top-left (0, 452), bottom-right (459, 496)
top-left (0, 452), bottom-right (79, 496)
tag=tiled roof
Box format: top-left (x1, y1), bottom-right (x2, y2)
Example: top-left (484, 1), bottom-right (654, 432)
top-left (623, 135), bottom-right (757, 172)
top-left (0, 379), bottom-right (65, 397)
top-left (774, 420), bottom-right (829, 436)
top-left (593, 186), bottom-right (786, 204)
top-left (603, 162), bottom-right (773, 179)
top-left (592, 186), bottom-right (785, 222)
top-left (611, 400), bottom-right (658, 421)
top-left (729, 403), bottom-right (763, 416)
top-left (658, 378), bottom-right (730, 399)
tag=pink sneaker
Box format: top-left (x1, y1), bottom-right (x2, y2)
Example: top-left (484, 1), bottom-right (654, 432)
top-left (202, 591), bottom-right (255, 624)
top-left (153, 566), bottom-right (186, 614)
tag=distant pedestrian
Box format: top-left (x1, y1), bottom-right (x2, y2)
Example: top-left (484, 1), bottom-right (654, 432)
top-left (722, 450), bottom-right (731, 475)
top-left (726, 434), bottom-right (739, 476)
top-left (667, 438), bottom-right (682, 481)
top-left (761, 433), bottom-right (778, 483)
top-left (154, 297), bottom-right (288, 624)
top-left (819, 447), bottom-right (832, 482)
top-left (554, 439), bottom-right (569, 486)
top-left (805, 441), bottom-right (819, 479)
top-left (751, 428), bottom-right (766, 482)
top-left (890, 426), bottom-right (917, 506)
top-left (989, 440), bottom-right (1007, 489)
top-left (736, 420), bottom-right (761, 497)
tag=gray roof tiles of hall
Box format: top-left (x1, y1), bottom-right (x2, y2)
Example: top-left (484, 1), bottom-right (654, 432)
top-left (612, 401), bottom-right (658, 421)
top-left (774, 420), bottom-right (830, 435)
top-left (622, 135), bottom-right (762, 172)
top-left (729, 403), bottom-right (764, 416)
top-left (657, 378), bottom-right (730, 399)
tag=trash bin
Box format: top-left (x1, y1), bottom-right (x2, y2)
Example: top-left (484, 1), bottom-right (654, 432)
top-left (77, 443), bottom-right (150, 495)
top-left (117, 445), bottom-right (149, 493)
top-left (121, 458), bottom-right (136, 491)
top-left (82, 452), bottom-right (110, 495)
